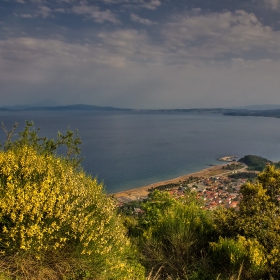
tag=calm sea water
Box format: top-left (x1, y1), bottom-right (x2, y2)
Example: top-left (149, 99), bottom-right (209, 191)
top-left (1, 110), bottom-right (280, 193)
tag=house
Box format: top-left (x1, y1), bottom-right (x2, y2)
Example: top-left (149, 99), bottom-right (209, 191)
top-left (134, 208), bottom-right (145, 214)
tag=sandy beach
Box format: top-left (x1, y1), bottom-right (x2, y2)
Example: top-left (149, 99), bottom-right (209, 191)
top-left (113, 164), bottom-right (230, 202)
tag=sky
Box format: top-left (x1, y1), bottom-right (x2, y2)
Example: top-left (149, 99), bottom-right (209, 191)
top-left (1, 0), bottom-right (280, 109)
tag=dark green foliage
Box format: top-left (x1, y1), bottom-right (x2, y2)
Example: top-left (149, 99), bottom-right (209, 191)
top-left (148, 183), bottom-right (180, 192)
top-left (238, 155), bottom-right (272, 171)
top-left (224, 109), bottom-right (280, 118)
top-left (1, 121), bottom-right (83, 167)
top-left (148, 177), bottom-right (202, 193)
top-left (118, 200), bottom-right (146, 216)
top-left (213, 166), bottom-right (280, 279)
top-left (222, 163), bottom-right (244, 170)
top-left (119, 166), bottom-right (280, 279)
top-left (126, 191), bottom-right (218, 279)
top-left (228, 172), bottom-right (257, 180)
top-left (10, 122), bottom-right (280, 279)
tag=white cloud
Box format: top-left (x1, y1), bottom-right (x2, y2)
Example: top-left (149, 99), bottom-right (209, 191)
top-left (57, 0), bottom-right (74, 3)
top-left (0, 36), bottom-right (280, 108)
top-left (4, 9), bottom-right (280, 74)
top-left (30, 0), bottom-right (43, 3)
top-left (139, 0), bottom-right (161, 10)
top-left (102, 0), bottom-right (161, 10)
top-left (54, 8), bottom-right (66, 13)
top-left (37, 5), bottom-right (52, 17)
top-left (72, 4), bottom-right (119, 23)
top-left (20, 13), bottom-right (33, 18)
top-left (1, 4), bottom-right (280, 108)
top-left (263, 0), bottom-right (280, 10)
top-left (161, 10), bottom-right (280, 61)
top-left (130, 13), bottom-right (156, 25)
top-left (97, 29), bottom-right (165, 64)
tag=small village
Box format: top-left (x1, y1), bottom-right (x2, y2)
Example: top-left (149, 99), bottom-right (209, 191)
top-left (167, 174), bottom-right (247, 210)
top-left (117, 161), bottom-right (259, 214)
top-left (147, 162), bottom-right (258, 211)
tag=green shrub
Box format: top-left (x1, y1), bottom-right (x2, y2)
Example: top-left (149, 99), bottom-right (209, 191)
top-left (136, 191), bottom-right (215, 279)
top-left (210, 236), bottom-right (267, 278)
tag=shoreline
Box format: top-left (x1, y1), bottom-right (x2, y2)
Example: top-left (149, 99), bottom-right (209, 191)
top-left (113, 163), bottom-right (231, 202)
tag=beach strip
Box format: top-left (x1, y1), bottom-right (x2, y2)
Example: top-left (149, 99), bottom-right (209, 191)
top-left (113, 164), bottom-right (229, 202)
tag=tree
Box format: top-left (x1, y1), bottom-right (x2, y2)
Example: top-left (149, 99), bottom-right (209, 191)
top-left (257, 165), bottom-right (280, 206)
top-left (1, 121), bottom-right (83, 166)
top-left (214, 165), bottom-right (280, 278)
top-left (238, 155), bottom-right (272, 171)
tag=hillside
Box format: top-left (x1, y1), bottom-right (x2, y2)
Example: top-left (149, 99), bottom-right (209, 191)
top-left (224, 109), bottom-right (280, 118)
top-left (238, 155), bottom-right (272, 171)
top-left (3, 123), bottom-right (280, 279)
top-left (2, 105), bottom-right (280, 119)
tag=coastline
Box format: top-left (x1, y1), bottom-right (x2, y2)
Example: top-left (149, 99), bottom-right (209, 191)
top-left (113, 163), bottom-right (230, 202)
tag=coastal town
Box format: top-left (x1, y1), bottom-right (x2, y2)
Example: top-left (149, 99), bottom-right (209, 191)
top-left (115, 159), bottom-right (260, 212)
top-left (164, 172), bottom-right (247, 210)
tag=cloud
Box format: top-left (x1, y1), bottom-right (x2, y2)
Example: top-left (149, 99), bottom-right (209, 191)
top-left (263, 0), bottom-right (280, 10)
top-left (57, 0), bottom-right (74, 3)
top-left (139, 0), bottom-right (161, 10)
top-left (130, 13), bottom-right (156, 25)
top-left (72, 4), bottom-right (120, 23)
top-left (0, 34), bottom-right (164, 106)
top-left (97, 29), bottom-right (164, 64)
top-left (37, 5), bottom-right (52, 17)
top-left (30, 0), bottom-right (44, 4)
top-left (20, 13), bottom-right (33, 18)
top-left (1, 34), bottom-right (280, 109)
top-left (14, 1), bottom-right (119, 22)
top-left (1, 3), bottom-right (280, 108)
top-left (102, 0), bottom-right (161, 10)
top-left (4, 8), bottom-right (280, 65)
top-left (54, 8), bottom-right (66, 13)
top-left (18, 4), bottom-right (53, 18)
top-left (161, 10), bottom-right (280, 61)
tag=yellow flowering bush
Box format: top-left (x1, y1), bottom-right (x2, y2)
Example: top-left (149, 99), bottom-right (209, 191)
top-left (210, 235), bottom-right (267, 277)
top-left (0, 144), bottom-right (144, 279)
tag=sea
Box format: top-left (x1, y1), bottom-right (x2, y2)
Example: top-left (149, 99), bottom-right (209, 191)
top-left (1, 110), bottom-right (280, 193)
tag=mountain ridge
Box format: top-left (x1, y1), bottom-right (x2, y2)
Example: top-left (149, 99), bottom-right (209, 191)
top-left (1, 104), bottom-right (280, 118)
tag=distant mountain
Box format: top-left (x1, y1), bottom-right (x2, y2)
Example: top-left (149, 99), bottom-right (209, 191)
top-left (39, 104), bottom-right (132, 111)
top-left (2, 105), bottom-right (280, 118)
top-left (224, 109), bottom-right (280, 118)
top-left (1, 104), bottom-right (132, 112)
top-left (153, 108), bottom-right (239, 113)
top-left (0, 107), bottom-right (12, 111)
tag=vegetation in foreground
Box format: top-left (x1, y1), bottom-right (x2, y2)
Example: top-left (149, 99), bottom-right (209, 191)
top-left (120, 166), bottom-right (280, 279)
top-left (2, 122), bottom-right (280, 279)
top-left (0, 122), bottom-right (144, 279)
